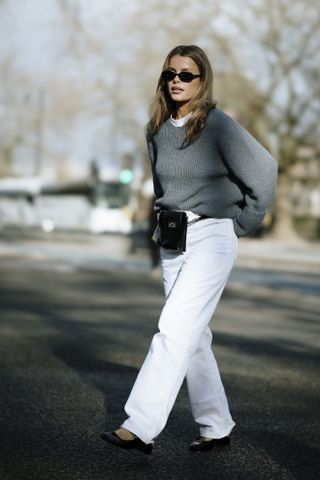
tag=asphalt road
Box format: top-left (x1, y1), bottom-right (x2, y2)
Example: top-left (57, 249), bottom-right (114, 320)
top-left (0, 254), bottom-right (319, 480)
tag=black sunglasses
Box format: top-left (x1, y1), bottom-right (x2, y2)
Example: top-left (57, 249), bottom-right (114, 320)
top-left (161, 70), bottom-right (202, 83)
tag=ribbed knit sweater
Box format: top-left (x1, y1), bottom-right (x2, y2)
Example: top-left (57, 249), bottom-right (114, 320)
top-left (147, 108), bottom-right (278, 237)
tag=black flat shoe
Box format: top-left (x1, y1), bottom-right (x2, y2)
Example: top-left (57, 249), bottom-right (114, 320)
top-left (100, 430), bottom-right (153, 455)
top-left (188, 435), bottom-right (230, 452)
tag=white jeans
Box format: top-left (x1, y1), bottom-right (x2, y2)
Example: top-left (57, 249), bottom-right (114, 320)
top-left (121, 217), bottom-right (238, 444)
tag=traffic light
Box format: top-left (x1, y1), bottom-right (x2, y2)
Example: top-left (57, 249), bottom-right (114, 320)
top-left (119, 169), bottom-right (133, 184)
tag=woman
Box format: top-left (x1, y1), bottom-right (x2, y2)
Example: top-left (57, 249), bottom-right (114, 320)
top-left (100, 45), bottom-right (278, 455)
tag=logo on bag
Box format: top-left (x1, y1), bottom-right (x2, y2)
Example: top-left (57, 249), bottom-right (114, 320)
top-left (168, 222), bottom-right (177, 228)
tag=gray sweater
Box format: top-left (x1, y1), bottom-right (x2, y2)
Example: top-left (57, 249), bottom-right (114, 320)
top-left (147, 108), bottom-right (278, 237)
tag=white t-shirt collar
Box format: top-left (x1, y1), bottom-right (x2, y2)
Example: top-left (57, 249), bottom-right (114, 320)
top-left (169, 112), bottom-right (192, 127)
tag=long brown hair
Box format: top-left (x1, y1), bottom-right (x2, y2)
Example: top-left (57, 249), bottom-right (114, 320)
top-left (147, 45), bottom-right (217, 143)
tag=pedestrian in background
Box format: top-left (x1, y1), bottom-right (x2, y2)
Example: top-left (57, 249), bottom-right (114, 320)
top-left (147, 194), bottom-right (160, 273)
top-left (101, 44), bottom-right (278, 455)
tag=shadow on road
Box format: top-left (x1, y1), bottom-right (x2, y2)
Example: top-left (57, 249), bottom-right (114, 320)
top-left (0, 260), bottom-right (319, 479)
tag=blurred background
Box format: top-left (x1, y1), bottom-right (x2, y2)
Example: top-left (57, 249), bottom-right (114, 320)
top-left (0, 0), bottom-right (319, 249)
top-left (1, 3), bottom-right (320, 478)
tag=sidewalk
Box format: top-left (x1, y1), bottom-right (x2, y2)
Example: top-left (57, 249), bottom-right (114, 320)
top-left (235, 237), bottom-right (320, 274)
top-left (0, 227), bottom-right (319, 275)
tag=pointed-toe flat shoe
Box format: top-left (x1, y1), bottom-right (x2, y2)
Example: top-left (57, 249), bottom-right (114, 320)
top-left (100, 430), bottom-right (153, 455)
top-left (188, 435), bottom-right (230, 452)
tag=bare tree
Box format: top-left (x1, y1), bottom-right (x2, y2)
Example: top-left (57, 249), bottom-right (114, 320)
top-left (0, 1), bottom-right (57, 177)
top-left (222, 0), bottom-right (320, 240)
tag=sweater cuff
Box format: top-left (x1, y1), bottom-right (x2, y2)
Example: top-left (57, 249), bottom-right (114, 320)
top-left (233, 207), bottom-right (267, 237)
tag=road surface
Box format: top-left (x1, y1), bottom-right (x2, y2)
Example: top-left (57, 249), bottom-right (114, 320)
top-left (0, 237), bottom-right (319, 480)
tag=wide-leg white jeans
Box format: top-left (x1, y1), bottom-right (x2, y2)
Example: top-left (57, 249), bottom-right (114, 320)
top-left (121, 217), bottom-right (238, 444)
